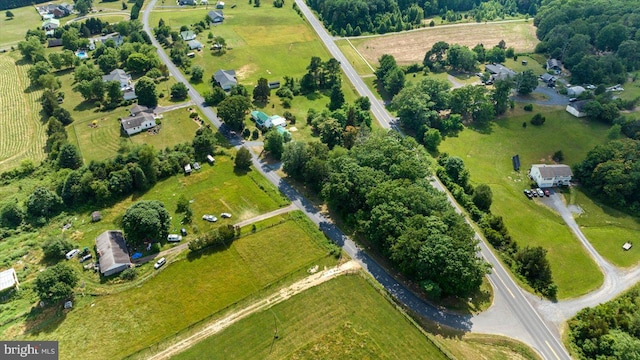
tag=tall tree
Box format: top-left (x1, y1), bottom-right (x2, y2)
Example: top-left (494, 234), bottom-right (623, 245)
top-left (135, 76), bottom-right (158, 107)
top-left (57, 143), bottom-right (83, 170)
top-left (35, 263), bottom-right (78, 303)
top-left (217, 95), bottom-right (251, 131)
top-left (252, 77), bottom-right (270, 103)
top-left (234, 147), bottom-right (252, 170)
top-left (264, 130), bottom-right (285, 159)
top-left (121, 200), bottom-right (171, 245)
top-left (513, 69), bottom-right (538, 95)
top-left (328, 84), bottom-right (345, 111)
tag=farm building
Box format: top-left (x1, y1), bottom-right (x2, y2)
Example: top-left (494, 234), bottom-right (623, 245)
top-left (47, 38), bottom-right (63, 48)
top-left (529, 164), bottom-right (573, 188)
top-left (266, 115), bottom-right (286, 128)
top-left (42, 18), bottom-right (60, 30)
top-left (485, 63), bottom-right (516, 82)
top-left (188, 40), bottom-right (203, 50)
top-left (95, 231), bottom-right (132, 277)
top-left (0, 268), bottom-right (19, 291)
top-left (566, 100), bottom-right (589, 118)
top-left (102, 69), bottom-right (136, 100)
top-left (180, 31), bottom-right (196, 41)
top-left (121, 113), bottom-right (156, 136)
top-left (546, 58), bottom-right (562, 74)
top-left (567, 86), bottom-right (586, 97)
top-left (268, 81), bottom-right (280, 89)
top-left (214, 69), bottom-right (237, 91)
top-left (208, 10), bottom-right (224, 23)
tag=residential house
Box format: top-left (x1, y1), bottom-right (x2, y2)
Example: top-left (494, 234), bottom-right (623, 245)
top-left (95, 230), bottom-right (132, 277)
top-left (251, 110), bottom-right (269, 127)
top-left (47, 38), bottom-right (63, 48)
top-left (42, 18), bottom-right (60, 30)
top-left (0, 268), bottom-right (20, 292)
top-left (566, 100), bottom-right (589, 118)
top-left (539, 73), bottom-right (556, 87)
top-left (567, 86), bottom-right (585, 97)
top-left (216, 1), bottom-right (225, 8)
top-left (121, 113), bottom-right (156, 136)
top-left (102, 69), bottom-right (136, 100)
top-left (485, 63), bottom-right (516, 82)
top-left (180, 31), bottom-right (196, 41)
top-left (265, 115), bottom-right (286, 128)
top-left (92, 33), bottom-right (124, 49)
top-left (546, 58), bottom-right (562, 74)
top-left (529, 164), bottom-right (573, 188)
top-left (276, 126), bottom-right (290, 137)
top-left (208, 10), bottom-right (224, 23)
top-left (214, 69), bottom-right (237, 91)
top-left (130, 104), bottom-right (153, 116)
top-left (179, 0), bottom-right (197, 5)
top-left (187, 40), bottom-right (203, 50)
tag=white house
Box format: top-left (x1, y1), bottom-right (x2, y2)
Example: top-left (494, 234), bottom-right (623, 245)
top-left (102, 69), bottom-right (137, 100)
top-left (530, 164), bottom-right (573, 188)
top-left (121, 113), bottom-right (156, 136)
top-left (566, 100), bottom-right (589, 118)
top-left (42, 18), bottom-right (60, 30)
top-left (265, 115), bottom-right (286, 128)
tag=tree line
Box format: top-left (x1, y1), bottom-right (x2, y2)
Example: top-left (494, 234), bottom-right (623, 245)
top-left (534, 0), bottom-right (640, 85)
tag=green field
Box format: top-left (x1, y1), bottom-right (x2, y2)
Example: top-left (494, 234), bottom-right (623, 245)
top-left (335, 39), bottom-right (375, 76)
top-left (0, 52), bottom-right (47, 172)
top-left (567, 188), bottom-right (640, 267)
top-left (16, 212), bottom-right (332, 360)
top-left (0, 6), bottom-right (43, 48)
top-left (440, 106), bottom-right (609, 298)
top-left (173, 274), bottom-right (448, 360)
top-left (130, 108), bottom-right (201, 149)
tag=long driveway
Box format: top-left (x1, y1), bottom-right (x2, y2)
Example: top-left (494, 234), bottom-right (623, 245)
top-left (142, 2), bottom-right (569, 359)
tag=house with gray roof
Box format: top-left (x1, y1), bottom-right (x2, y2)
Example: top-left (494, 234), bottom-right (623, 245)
top-left (529, 164), bottom-right (573, 188)
top-left (102, 69), bottom-right (136, 100)
top-left (566, 100), bottom-right (589, 118)
top-left (188, 40), bottom-right (203, 50)
top-left (214, 69), bottom-right (237, 91)
top-left (485, 63), bottom-right (516, 82)
top-left (95, 231), bottom-right (132, 276)
top-left (180, 31), bottom-right (196, 41)
top-left (42, 18), bottom-right (60, 30)
top-left (121, 113), bottom-right (156, 136)
top-left (208, 10), bottom-right (224, 23)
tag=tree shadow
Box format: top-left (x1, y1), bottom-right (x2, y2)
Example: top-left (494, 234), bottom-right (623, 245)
top-left (233, 167), bottom-right (250, 176)
top-left (186, 241), bottom-right (232, 261)
top-left (468, 121), bottom-right (494, 135)
top-left (304, 92), bottom-right (323, 101)
top-left (23, 304), bottom-right (68, 335)
top-left (74, 100), bottom-right (99, 112)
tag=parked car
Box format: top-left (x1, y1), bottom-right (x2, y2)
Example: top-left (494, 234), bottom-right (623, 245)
top-left (167, 234), bottom-right (182, 242)
top-left (536, 188), bottom-right (545, 197)
top-left (523, 189), bottom-right (533, 199)
top-left (180, 228), bottom-right (188, 236)
top-left (154, 257), bottom-right (166, 269)
top-left (193, 162), bottom-right (201, 170)
top-left (202, 214), bottom-right (218, 222)
top-left (544, 189), bottom-right (551, 197)
top-left (79, 254), bottom-right (92, 263)
top-left (530, 189), bottom-right (538, 197)
top-left (221, 212), bottom-right (232, 218)
top-left (65, 249), bottom-right (79, 260)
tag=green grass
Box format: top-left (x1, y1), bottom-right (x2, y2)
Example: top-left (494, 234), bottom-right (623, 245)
top-left (440, 106), bottom-right (610, 298)
top-left (0, 52), bottom-right (47, 172)
top-left (566, 188), bottom-right (640, 267)
top-left (172, 274), bottom-right (448, 360)
top-left (18, 214), bottom-right (331, 360)
top-left (335, 39), bottom-right (375, 76)
top-left (69, 112), bottom-right (124, 162)
top-left (129, 108), bottom-right (201, 149)
top-left (0, 6), bottom-right (43, 48)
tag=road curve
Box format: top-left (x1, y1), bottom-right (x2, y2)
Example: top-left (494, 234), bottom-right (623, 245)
top-left (142, 1), bottom-right (570, 359)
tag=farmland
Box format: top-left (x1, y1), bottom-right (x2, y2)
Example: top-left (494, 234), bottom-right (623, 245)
top-left (0, 53), bottom-right (47, 172)
top-left (349, 20), bottom-right (539, 66)
top-left (0, 6), bottom-right (44, 48)
top-left (439, 106), bottom-right (609, 298)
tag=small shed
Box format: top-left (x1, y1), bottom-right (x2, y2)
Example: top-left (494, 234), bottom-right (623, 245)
top-left (623, 242), bottom-right (632, 251)
top-left (91, 211), bottom-right (102, 222)
top-left (0, 268), bottom-right (19, 291)
top-left (184, 163), bottom-right (192, 174)
top-left (268, 81), bottom-right (280, 89)
top-left (207, 154), bottom-right (215, 164)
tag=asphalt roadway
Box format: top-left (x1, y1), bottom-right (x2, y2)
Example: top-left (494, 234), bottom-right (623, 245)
top-left (142, 2), bottom-right (571, 358)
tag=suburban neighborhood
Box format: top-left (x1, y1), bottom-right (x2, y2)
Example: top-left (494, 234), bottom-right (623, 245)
top-left (0, 0), bottom-right (639, 359)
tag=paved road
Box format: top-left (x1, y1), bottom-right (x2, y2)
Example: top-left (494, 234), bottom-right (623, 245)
top-left (294, 1), bottom-right (570, 359)
top-left (143, 1), bottom-right (570, 358)
top-left (512, 85), bottom-right (568, 106)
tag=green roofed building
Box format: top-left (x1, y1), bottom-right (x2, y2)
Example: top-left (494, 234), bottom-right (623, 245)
top-left (251, 110), bottom-right (269, 127)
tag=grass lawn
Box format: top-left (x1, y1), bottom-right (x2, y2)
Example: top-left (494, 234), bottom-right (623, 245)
top-left (17, 213), bottom-right (333, 360)
top-left (172, 274), bottom-right (448, 360)
top-left (0, 52), bottom-right (47, 172)
top-left (566, 188), bottom-right (640, 268)
top-left (0, 7), bottom-right (43, 48)
top-left (440, 106), bottom-right (610, 298)
top-left (68, 112), bottom-right (125, 162)
top-left (335, 39), bottom-right (375, 76)
top-left (129, 108), bottom-right (201, 149)
top-left (503, 55), bottom-right (546, 76)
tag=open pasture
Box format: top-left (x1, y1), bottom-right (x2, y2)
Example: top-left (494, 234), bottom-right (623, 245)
top-left (350, 20), bottom-right (539, 66)
top-left (0, 53), bottom-right (47, 171)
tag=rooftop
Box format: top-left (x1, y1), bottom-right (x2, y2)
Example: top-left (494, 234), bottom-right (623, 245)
top-left (532, 164), bottom-right (573, 178)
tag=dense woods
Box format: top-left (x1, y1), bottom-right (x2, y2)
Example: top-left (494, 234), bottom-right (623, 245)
top-left (307, 0), bottom-right (541, 35)
top-left (568, 285), bottom-right (640, 359)
top-left (574, 139), bottom-right (640, 214)
top-left (1, 0), bottom-right (50, 11)
top-left (534, 0), bottom-right (640, 85)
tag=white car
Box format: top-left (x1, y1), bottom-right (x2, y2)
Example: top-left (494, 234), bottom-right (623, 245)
top-left (220, 212), bottom-right (232, 219)
top-left (202, 214), bottom-right (218, 222)
top-left (167, 234), bottom-right (182, 242)
top-left (154, 257), bottom-right (166, 269)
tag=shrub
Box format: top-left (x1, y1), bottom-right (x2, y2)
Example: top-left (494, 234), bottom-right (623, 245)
top-left (523, 104), bottom-right (533, 111)
top-left (121, 268), bottom-right (137, 280)
top-left (530, 113), bottom-right (546, 126)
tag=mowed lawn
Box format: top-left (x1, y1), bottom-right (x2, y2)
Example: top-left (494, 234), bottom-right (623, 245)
top-left (0, 52), bottom-right (47, 172)
top-left (130, 108), bottom-right (201, 149)
top-left (0, 6), bottom-right (43, 48)
top-left (350, 20), bottom-right (539, 65)
top-left (568, 189), bottom-right (640, 268)
top-left (440, 106), bottom-right (609, 298)
top-left (21, 214), bottom-right (332, 360)
top-left (173, 274), bottom-right (448, 360)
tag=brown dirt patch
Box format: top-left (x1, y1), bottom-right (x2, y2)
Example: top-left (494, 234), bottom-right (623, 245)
top-left (236, 63), bottom-right (258, 81)
top-left (354, 21), bottom-right (539, 65)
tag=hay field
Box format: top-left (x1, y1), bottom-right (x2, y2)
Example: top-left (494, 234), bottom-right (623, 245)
top-left (351, 20), bottom-right (539, 65)
top-left (0, 53), bottom-right (46, 171)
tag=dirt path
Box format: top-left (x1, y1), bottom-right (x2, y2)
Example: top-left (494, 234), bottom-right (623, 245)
top-left (133, 204), bottom-right (295, 265)
top-left (146, 260), bottom-right (361, 360)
